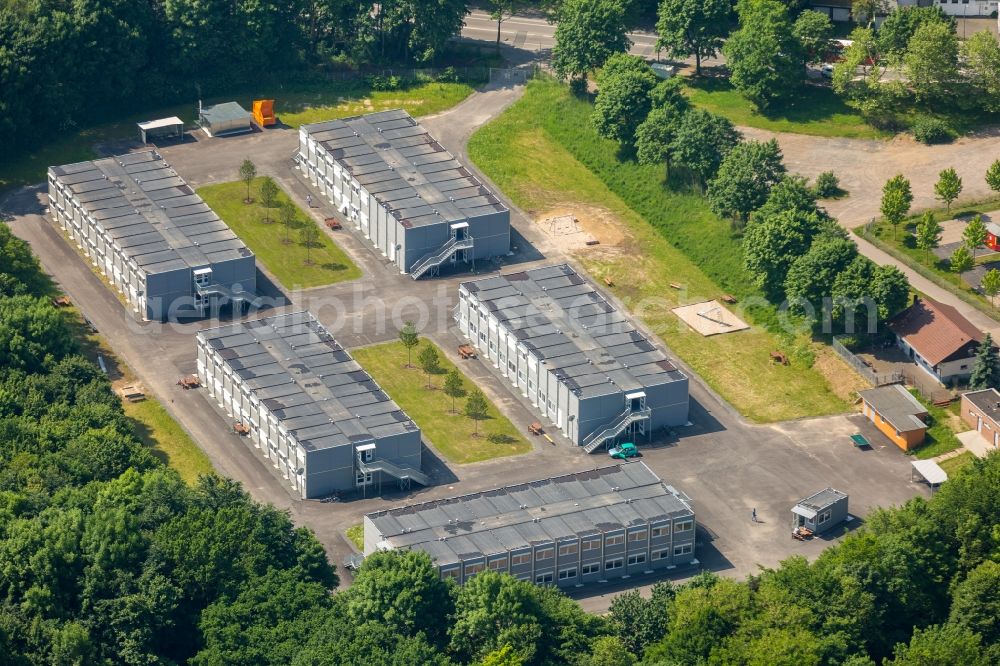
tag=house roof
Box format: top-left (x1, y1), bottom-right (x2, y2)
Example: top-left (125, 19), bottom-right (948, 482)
top-left (888, 296), bottom-right (983, 366)
top-left (200, 102), bottom-right (250, 125)
top-left (794, 487), bottom-right (847, 514)
top-left (963, 388), bottom-right (1000, 426)
top-left (858, 384), bottom-right (928, 433)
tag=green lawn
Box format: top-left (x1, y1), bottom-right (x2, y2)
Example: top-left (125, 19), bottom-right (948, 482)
top-left (0, 80), bottom-right (475, 196)
top-left (912, 390), bottom-right (963, 460)
top-left (197, 179), bottom-right (361, 290)
top-left (468, 78), bottom-right (853, 423)
top-left (346, 524), bottom-right (364, 551)
top-left (123, 398), bottom-right (214, 485)
top-left (939, 451), bottom-right (975, 477)
top-left (351, 340), bottom-right (530, 464)
top-left (682, 77), bottom-right (886, 140)
top-left (854, 195), bottom-right (1000, 321)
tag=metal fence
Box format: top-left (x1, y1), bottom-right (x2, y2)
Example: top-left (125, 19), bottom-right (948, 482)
top-left (321, 66), bottom-right (491, 83)
top-left (832, 336), bottom-right (904, 387)
top-left (488, 65), bottom-right (536, 85)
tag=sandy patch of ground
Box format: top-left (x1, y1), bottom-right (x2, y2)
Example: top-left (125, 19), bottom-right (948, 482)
top-left (672, 300), bottom-right (750, 336)
top-left (812, 346), bottom-right (869, 402)
top-left (534, 204), bottom-right (628, 255)
top-left (939, 218), bottom-right (968, 245)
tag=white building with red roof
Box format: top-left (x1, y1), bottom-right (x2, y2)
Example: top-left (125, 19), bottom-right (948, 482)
top-left (888, 295), bottom-right (985, 385)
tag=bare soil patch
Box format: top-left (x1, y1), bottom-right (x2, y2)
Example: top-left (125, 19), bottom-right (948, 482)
top-left (812, 347), bottom-right (869, 402)
top-left (534, 204), bottom-right (628, 254)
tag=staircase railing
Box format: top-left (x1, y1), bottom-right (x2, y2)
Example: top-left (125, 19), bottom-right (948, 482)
top-left (410, 236), bottom-right (474, 279)
top-left (581, 407), bottom-right (652, 453)
top-left (358, 455), bottom-right (430, 487)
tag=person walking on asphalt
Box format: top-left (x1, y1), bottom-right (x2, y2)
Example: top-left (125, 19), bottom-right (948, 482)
top-left (306, 194), bottom-right (313, 208)
top-left (752, 508), bottom-right (758, 523)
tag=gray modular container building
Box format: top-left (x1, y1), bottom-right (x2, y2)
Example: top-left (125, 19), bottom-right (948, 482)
top-left (457, 264), bottom-right (689, 451)
top-left (791, 488), bottom-right (849, 535)
top-left (196, 311), bottom-right (426, 499)
top-left (296, 109), bottom-right (510, 278)
top-left (364, 462), bottom-right (697, 588)
top-left (199, 101), bottom-right (252, 137)
top-left (48, 150), bottom-right (256, 321)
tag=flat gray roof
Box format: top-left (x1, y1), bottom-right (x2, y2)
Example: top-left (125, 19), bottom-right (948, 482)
top-left (795, 487), bottom-right (848, 511)
top-left (367, 462), bottom-right (694, 567)
top-left (49, 150), bottom-right (252, 275)
top-left (461, 264), bottom-right (686, 399)
top-left (963, 388), bottom-right (1000, 425)
top-left (201, 101), bottom-right (250, 124)
top-left (198, 311), bottom-right (418, 452)
top-left (301, 109), bottom-right (508, 229)
top-left (858, 384), bottom-right (927, 433)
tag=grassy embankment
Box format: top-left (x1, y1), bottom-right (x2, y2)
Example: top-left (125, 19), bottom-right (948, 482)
top-left (682, 77), bottom-right (885, 140)
top-left (854, 195), bottom-right (1000, 321)
top-left (68, 314), bottom-right (213, 485)
top-left (1, 80), bottom-right (475, 196)
top-left (352, 340), bottom-right (530, 464)
top-left (910, 389), bottom-right (963, 460)
top-left (469, 78), bottom-right (860, 423)
top-left (198, 179), bottom-right (361, 290)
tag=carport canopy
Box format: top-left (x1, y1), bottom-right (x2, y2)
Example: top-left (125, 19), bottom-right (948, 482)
top-left (137, 116), bottom-right (183, 143)
top-left (911, 459), bottom-right (947, 487)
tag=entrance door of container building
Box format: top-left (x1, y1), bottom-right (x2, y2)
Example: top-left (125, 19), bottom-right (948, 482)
top-left (626, 391), bottom-right (647, 439)
top-left (451, 222), bottom-right (469, 262)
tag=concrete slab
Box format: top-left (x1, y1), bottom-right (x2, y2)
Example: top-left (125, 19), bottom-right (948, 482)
top-left (957, 429), bottom-right (998, 458)
top-left (672, 300), bottom-right (750, 337)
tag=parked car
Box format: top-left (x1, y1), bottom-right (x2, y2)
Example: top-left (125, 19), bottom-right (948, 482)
top-left (821, 64), bottom-right (835, 79)
top-left (609, 442), bottom-right (639, 460)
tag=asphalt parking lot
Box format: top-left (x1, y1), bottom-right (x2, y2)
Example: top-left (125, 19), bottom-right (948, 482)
top-left (2, 86), bottom-right (931, 610)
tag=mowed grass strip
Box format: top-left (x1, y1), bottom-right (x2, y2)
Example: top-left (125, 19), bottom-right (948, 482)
top-left (123, 398), bottom-right (214, 485)
top-left (197, 179), bottom-right (360, 290)
top-left (1, 80), bottom-right (474, 196)
top-left (279, 82), bottom-right (476, 127)
top-left (939, 451), bottom-right (975, 477)
top-left (352, 340), bottom-right (530, 464)
top-left (469, 78), bottom-right (852, 422)
top-left (682, 77), bottom-right (884, 140)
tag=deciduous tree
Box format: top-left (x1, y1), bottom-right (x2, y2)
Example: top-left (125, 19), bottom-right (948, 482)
top-left (905, 21), bottom-right (959, 104)
top-left (987, 159), bottom-right (1000, 195)
top-left (707, 139), bottom-right (786, 224)
top-left (784, 235), bottom-right (859, 313)
top-left (935, 167), bottom-right (962, 212)
top-left (963, 215), bottom-right (987, 260)
top-left (982, 269), bottom-right (1000, 308)
top-left (792, 10), bottom-right (833, 66)
top-left (417, 344), bottom-right (441, 388)
top-left (964, 31), bottom-right (1000, 113)
top-left (443, 369), bottom-right (466, 413)
top-left (592, 57), bottom-right (657, 148)
top-left (552, 0), bottom-right (630, 90)
top-left (399, 321), bottom-right (419, 367)
top-left (239, 159), bottom-right (257, 203)
top-left (654, 0), bottom-right (729, 76)
top-left (464, 388), bottom-right (489, 436)
top-left (259, 177), bottom-right (279, 224)
top-left (724, 0), bottom-right (805, 110)
top-left (880, 174), bottom-right (913, 240)
top-left (743, 208), bottom-right (832, 298)
top-left (915, 211), bottom-right (943, 260)
top-left (669, 109), bottom-right (741, 188)
top-left (950, 245), bottom-right (973, 280)
top-left (299, 224), bottom-right (320, 264)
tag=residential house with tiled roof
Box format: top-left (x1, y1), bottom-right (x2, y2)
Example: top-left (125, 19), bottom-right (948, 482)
top-left (888, 295), bottom-right (984, 385)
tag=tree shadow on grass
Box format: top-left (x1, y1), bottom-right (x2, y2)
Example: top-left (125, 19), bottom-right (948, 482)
top-left (685, 76), bottom-right (860, 125)
top-left (319, 262), bottom-right (349, 272)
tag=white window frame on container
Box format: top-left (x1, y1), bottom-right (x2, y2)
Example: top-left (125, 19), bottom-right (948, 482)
top-left (675, 520), bottom-right (694, 533)
top-left (582, 562), bottom-right (601, 575)
top-left (535, 572), bottom-right (554, 585)
top-left (558, 567), bottom-right (578, 580)
top-left (627, 553), bottom-right (646, 566)
top-left (355, 471), bottom-right (373, 486)
top-left (674, 543), bottom-right (693, 556)
top-left (651, 549), bottom-right (668, 561)
top-left (605, 558), bottom-right (623, 570)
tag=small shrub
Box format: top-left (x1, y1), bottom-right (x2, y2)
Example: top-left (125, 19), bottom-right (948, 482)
top-left (366, 74), bottom-right (402, 91)
top-left (813, 171), bottom-right (841, 198)
top-left (911, 117), bottom-right (956, 145)
top-left (436, 66), bottom-right (459, 83)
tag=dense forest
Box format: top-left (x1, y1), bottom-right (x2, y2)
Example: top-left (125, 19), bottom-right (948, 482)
top-left (0, 216), bottom-right (999, 664)
top-left (0, 0), bottom-right (473, 153)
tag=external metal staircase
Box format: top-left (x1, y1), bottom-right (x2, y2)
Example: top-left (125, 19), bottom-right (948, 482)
top-left (410, 236), bottom-right (474, 279)
top-left (581, 406), bottom-right (652, 453)
top-left (358, 455), bottom-right (430, 489)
